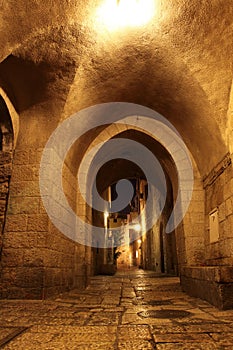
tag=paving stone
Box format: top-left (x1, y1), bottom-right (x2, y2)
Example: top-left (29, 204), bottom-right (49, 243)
top-left (3, 334), bottom-right (115, 350)
top-left (30, 325), bottom-right (117, 333)
top-left (118, 325), bottom-right (151, 340)
top-left (151, 325), bottom-right (187, 334)
top-left (156, 343), bottom-right (218, 349)
top-left (153, 333), bottom-right (213, 343)
top-left (87, 311), bottom-right (121, 325)
top-left (118, 340), bottom-right (155, 349)
top-left (1, 269), bottom-right (233, 349)
top-left (210, 332), bottom-right (233, 345)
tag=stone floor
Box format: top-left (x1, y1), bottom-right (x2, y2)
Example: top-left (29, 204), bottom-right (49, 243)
top-left (1, 269), bottom-right (233, 349)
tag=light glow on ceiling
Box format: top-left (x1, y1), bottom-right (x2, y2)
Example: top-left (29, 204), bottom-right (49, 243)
top-left (96, 0), bottom-right (156, 31)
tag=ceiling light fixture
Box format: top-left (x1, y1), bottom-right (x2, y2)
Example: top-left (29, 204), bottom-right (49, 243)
top-left (96, 0), bottom-right (156, 31)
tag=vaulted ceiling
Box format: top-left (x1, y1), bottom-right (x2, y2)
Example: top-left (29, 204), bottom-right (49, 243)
top-left (0, 0), bottom-right (232, 175)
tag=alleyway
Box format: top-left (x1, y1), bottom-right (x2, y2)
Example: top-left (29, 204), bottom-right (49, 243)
top-left (1, 269), bottom-right (233, 349)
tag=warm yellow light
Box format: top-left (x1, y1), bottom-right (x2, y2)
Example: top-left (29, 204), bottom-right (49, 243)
top-left (137, 239), bottom-right (142, 244)
top-left (134, 224), bottom-right (141, 232)
top-left (96, 0), bottom-right (155, 31)
top-left (104, 211), bottom-right (109, 227)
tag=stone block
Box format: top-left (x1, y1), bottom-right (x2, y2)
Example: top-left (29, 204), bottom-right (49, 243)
top-left (224, 181), bottom-right (232, 200)
top-left (226, 197), bottom-right (233, 217)
top-left (11, 165), bottom-right (35, 182)
top-left (206, 241), bottom-right (220, 260)
top-left (8, 197), bottom-right (40, 215)
top-left (181, 266), bottom-right (233, 309)
top-left (27, 214), bottom-right (49, 232)
top-left (215, 266), bottom-right (233, 283)
top-left (44, 285), bottom-right (67, 298)
top-left (218, 202), bottom-right (226, 222)
top-left (44, 268), bottom-right (62, 287)
top-left (0, 198), bottom-right (7, 212)
top-left (13, 150), bottom-right (29, 165)
top-left (192, 190), bottom-right (204, 202)
top-left (220, 238), bottom-right (233, 258)
top-left (0, 267), bottom-right (17, 285)
top-left (23, 248), bottom-right (44, 267)
top-left (0, 151), bottom-right (12, 164)
top-left (5, 214), bottom-right (27, 232)
top-left (10, 181), bottom-right (40, 197)
top-left (0, 181), bottom-right (9, 194)
top-left (221, 215), bottom-right (233, 239)
top-left (15, 267), bottom-right (44, 288)
top-left (1, 248), bottom-right (24, 267)
top-left (3, 232), bottom-right (38, 249)
top-left (224, 165), bottom-right (233, 184)
top-left (0, 163), bottom-right (12, 177)
top-left (29, 148), bottom-right (43, 165)
top-left (42, 249), bottom-right (63, 268)
top-left (36, 232), bottom-right (47, 248)
top-left (181, 275), bottom-right (223, 309)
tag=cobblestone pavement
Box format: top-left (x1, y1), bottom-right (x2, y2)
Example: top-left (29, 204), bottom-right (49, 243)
top-left (1, 269), bottom-right (233, 349)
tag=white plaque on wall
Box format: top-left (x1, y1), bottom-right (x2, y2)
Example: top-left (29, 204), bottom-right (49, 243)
top-left (209, 208), bottom-right (219, 243)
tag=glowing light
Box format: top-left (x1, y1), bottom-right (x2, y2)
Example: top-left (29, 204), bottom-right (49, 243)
top-left (134, 224), bottom-right (141, 232)
top-left (137, 239), bottom-right (142, 244)
top-left (104, 211), bottom-right (109, 227)
top-left (136, 250), bottom-right (139, 258)
top-left (96, 0), bottom-right (156, 31)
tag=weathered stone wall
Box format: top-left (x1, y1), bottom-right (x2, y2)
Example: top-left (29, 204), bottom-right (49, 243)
top-left (1, 149), bottom-right (67, 298)
top-left (181, 266), bottom-right (233, 310)
top-left (176, 164), bottom-right (205, 269)
top-left (0, 151), bottom-right (12, 258)
top-left (204, 154), bottom-right (233, 265)
top-left (0, 142), bottom-right (93, 298)
top-left (181, 154), bottom-right (233, 309)
top-left (139, 178), bottom-right (178, 275)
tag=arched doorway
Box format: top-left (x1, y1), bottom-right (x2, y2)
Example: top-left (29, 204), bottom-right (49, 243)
top-left (84, 127), bottom-right (182, 277)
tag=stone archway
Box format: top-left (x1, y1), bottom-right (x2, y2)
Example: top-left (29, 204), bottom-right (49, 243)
top-left (77, 121), bottom-right (205, 277)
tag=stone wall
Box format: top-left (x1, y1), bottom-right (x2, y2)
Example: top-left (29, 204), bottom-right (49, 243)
top-left (204, 154), bottom-right (233, 265)
top-left (181, 266), bottom-right (233, 310)
top-left (181, 153), bottom-right (233, 309)
top-left (139, 178), bottom-right (178, 275)
top-left (0, 147), bottom-right (91, 299)
top-left (178, 166), bottom-right (205, 268)
top-left (0, 151), bottom-right (12, 259)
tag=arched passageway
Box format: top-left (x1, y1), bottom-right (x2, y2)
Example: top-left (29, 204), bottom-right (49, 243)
top-left (0, 0), bottom-right (233, 314)
top-left (89, 128), bottom-right (180, 277)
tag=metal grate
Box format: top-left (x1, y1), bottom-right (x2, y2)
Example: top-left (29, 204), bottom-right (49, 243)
top-left (138, 309), bottom-right (192, 319)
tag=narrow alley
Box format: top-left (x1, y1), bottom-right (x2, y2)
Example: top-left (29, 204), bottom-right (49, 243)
top-left (1, 269), bottom-right (233, 349)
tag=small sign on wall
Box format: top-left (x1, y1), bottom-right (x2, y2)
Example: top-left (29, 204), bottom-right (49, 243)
top-left (209, 208), bottom-right (219, 243)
